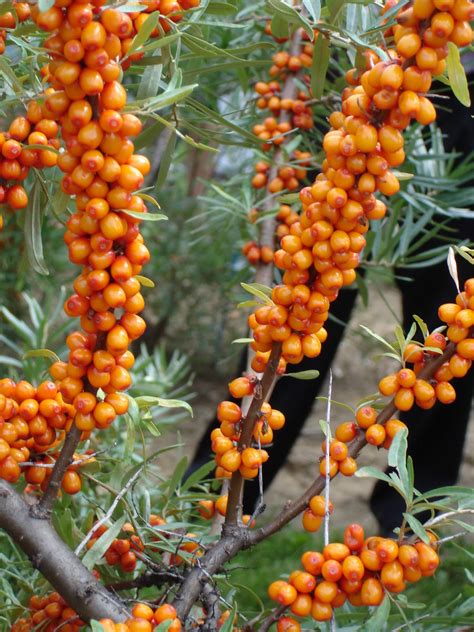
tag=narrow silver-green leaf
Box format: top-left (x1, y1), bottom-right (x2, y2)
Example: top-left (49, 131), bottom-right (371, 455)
top-left (311, 34), bottom-right (330, 99)
top-left (24, 180), bottom-right (49, 275)
top-left (446, 42), bottom-right (471, 107)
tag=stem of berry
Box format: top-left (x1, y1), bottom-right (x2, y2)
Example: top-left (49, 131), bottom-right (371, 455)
top-left (32, 424), bottom-right (82, 519)
top-left (248, 336), bottom-right (467, 545)
top-left (225, 343), bottom-right (282, 525)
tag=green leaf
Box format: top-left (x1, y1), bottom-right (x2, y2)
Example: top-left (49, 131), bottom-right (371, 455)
top-left (124, 11), bottom-right (160, 58)
top-left (135, 275), bottom-right (155, 288)
top-left (271, 14), bottom-right (289, 39)
top-left (311, 34), bottom-right (330, 99)
top-left (23, 348), bottom-right (60, 363)
top-left (402, 512), bottom-right (430, 544)
top-left (446, 42), bottom-right (471, 107)
top-left (267, 0), bottom-right (314, 40)
top-left (90, 622), bottom-right (106, 632)
top-left (219, 605), bottom-right (237, 632)
top-left (0, 56), bottom-right (24, 94)
top-left (232, 337), bottom-right (253, 344)
top-left (282, 370), bottom-right (320, 380)
top-left (360, 325), bottom-right (399, 356)
top-left (120, 209), bottom-right (168, 221)
top-left (359, 594), bottom-right (390, 632)
top-left (167, 455), bottom-right (188, 495)
top-left (303, 0), bottom-right (321, 21)
top-left (155, 622), bottom-right (172, 632)
top-left (355, 466), bottom-right (393, 485)
top-left (181, 460), bottom-right (215, 492)
top-left (155, 130), bottom-right (177, 192)
top-left (316, 396), bottom-right (354, 414)
top-left (237, 300), bottom-right (260, 309)
top-left (241, 282), bottom-right (274, 305)
top-left (134, 396), bottom-right (193, 418)
top-left (24, 179), bottom-right (49, 275)
top-left (388, 428), bottom-right (411, 501)
top-left (81, 517), bottom-right (127, 570)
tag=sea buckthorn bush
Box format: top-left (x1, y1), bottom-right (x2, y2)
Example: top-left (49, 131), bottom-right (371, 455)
top-left (0, 0), bottom-right (473, 631)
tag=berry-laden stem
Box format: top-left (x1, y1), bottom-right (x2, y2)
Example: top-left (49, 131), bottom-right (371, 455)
top-left (225, 343), bottom-right (282, 525)
top-left (34, 331), bottom-right (108, 519)
top-left (0, 479), bottom-right (127, 622)
top-left (31, 424), bottom-right (82, 519)
top-left (174, 337), bottom-right (465, 621)
top-left (247, 337), bottom-right (464, 545)
top-left (255, 604), bottom-right (287, 632)
top-left (255, 29), bottom-right (303, 288)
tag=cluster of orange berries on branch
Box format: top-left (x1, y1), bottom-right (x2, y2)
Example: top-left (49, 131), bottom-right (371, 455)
top-left (242, 239), bottom-right (274, 266)
top-left (0, 1), bottom-right (30, 55)
top-left (245, 0), bottom-right (474, 376)
top-left (212, 384), bottom-right (286, 480)
top-left (0, 104), bottom-right (60, 232)
top-left (86, 521), bottom-right (146, 574)
top-left (270, 522), bottom-right (440, 627)
top-left (11, 592), bottom-right (84, 632)
top-left (251, 152), bottom-right (312, 192)
top-left (198, 493), bottom-right (255, 526)
top-left (29, 0), bottom-right (198, 433)
top-left (0, 377), bottom-right (89, 488)
top-left (379, 278), bottom-right (474, 412)
top-left (100, 603), bottom-right (181, 632)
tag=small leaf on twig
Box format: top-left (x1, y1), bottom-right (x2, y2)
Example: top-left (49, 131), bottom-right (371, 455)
top-left (446, 42), bottom-right (471, 107)
top-left (240, 282), bottom-right (274, 305)
top-left (282, 370), bottom-right (320, 380)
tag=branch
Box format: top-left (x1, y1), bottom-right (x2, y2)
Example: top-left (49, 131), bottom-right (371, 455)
top-left (174, 339), bottom-right (466, 621)
top-left (75, 466), bottom-right (144, 556)
top-left (255, 30), bottom-right (303, 288)
top-left (256, 604), bottom-right (287, 632)
top-left (248, 339), bottom-right (462, 544)
top-left (225, 343), bottom-right (282, 525)
top-left (31, 424), bottom-right (82, 519)
top-left (0, 480), bottom-right (127, 622)
top-left (34, 332), bottom-right (108, 518)
top-left (106, 570), bottom-right (181, 592)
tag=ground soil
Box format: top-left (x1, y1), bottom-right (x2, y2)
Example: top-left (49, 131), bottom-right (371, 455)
top-left (160, 284), bottom-right (474, 534)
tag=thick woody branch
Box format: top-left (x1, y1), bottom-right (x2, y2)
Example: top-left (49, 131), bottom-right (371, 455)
top-left (225, 343), bottom-right (282, 525)
top-left (0, 479), bottom-right (127, 622)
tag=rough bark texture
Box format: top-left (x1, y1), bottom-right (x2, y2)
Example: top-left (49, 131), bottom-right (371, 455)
top-left (0, 480), bottom-right (127, 623)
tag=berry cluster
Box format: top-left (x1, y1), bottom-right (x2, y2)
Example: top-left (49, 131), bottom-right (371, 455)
top-left (379, 278), bottom-right (474, 411)
top-left (0, 104), bottom-right (59, 232)
top-left (0, 1), bottom-right (30, 54)
top-left (245, 26), bottom-right (314, 267)
top-left (28, 0), bottom-right (168, 432)
top-left (247, 0), bottom-right (473, 374)
top-left (0, 377), bottom-right (81, 487)
top-left (270, 522), bottom-right (440, 628)
top-left (100, 603), bottom-right (181, 632)
top-left (212, 392), bottom-right (285, 481)
top-left (11, 592), bottom-right (84, 632)
top-left (86, 521), bottom-right (146, 574)
top-left (198, 493), bottom-right (255, 526)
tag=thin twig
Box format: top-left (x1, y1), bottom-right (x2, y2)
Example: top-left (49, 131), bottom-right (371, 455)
top-left (75, 466), bottom-right (144, 556)
top-left (257, 604), bottom-right (287, 632)
top-left (225, 343), bottom-right (282, 526)
top-left (324, 370), bottom-right (333, 548)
